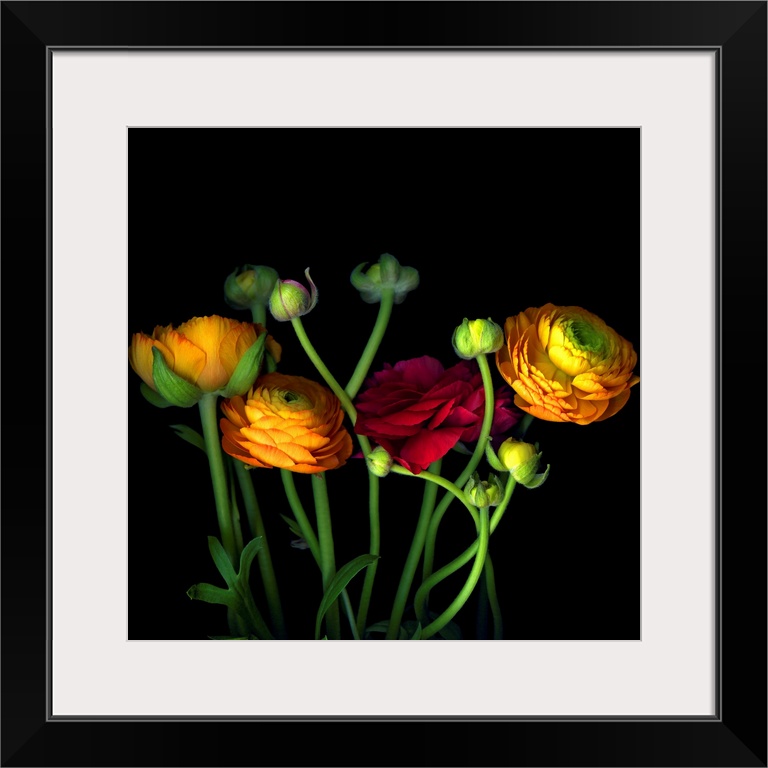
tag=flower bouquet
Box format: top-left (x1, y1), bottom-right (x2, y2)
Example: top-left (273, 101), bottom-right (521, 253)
top-left (128, 253), bottom-right (639, 641)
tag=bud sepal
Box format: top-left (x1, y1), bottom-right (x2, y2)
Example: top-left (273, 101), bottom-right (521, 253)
top-left (496, 437), bottom-right (551, 489)
top-left (151, 346), bottom-right (203, 407)
top-left (350, 253), bottom-right (419, 305)
top-left (366, 445), bottom-right (393, 478)
top-left (463, 471), bottom-right (504, 508)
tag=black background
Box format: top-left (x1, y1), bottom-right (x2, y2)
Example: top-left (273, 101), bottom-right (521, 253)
top-left (128, 127), bottom-right (641, 641)
top-left (3, 1), bottom-right (765, 766)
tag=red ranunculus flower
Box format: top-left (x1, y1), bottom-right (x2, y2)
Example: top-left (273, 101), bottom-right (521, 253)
top-left (354, 356), bottom-right (522, 475)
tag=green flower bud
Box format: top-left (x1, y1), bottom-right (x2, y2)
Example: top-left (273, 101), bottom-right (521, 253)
top-left (350, 253), bottom-right (419, 305)
top-left (452, 317), bottom-right (504, 360)
top-left (497, 438), bottom-right (550, 489)
top-left (268, 268), bottom-right (318, 322)
top-left (366, 445), bottom-right (393, 478)
top-left (463, 472), bottom-right (504, 508)
top-left (224, 265), bottom-right (279, 311)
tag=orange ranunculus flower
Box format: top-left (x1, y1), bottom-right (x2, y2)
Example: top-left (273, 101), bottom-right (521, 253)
top-left (220, 373), bottom-right (353, 473)
top-left (129, 315), bottom-right (282, 394)
top-left (496, 304), bottom-right (639, 425)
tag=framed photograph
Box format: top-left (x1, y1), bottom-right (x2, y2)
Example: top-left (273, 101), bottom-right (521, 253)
top-left (3, 1), bottom-right (765, 766)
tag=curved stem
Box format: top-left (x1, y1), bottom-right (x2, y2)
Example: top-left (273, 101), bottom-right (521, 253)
top-left (198, 393), bottom-right (237, 566)
top-left (418, 506), bottom-right (490, 640)
top-left (234, 460), bottom-right (286, 639)
top-left (414, 475), bottom-right (517, 629)
top-left (390, 465), bottom-right (479, 527)
top-left (421, 354), bottom-right (498, 583)
top-left (344, 287), bottom-right (395, 399)
top-left (289, 317), bottom-right (372, 460)
top-left (385, 459), bottom-right (443, 640)
top-left (415, 543), bottom-right (476, 628)
top-left (290, 317), bottom-right (357, 421)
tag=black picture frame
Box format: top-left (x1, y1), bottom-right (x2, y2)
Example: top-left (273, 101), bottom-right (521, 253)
top-left (3, 2), bottom-right (765, 766)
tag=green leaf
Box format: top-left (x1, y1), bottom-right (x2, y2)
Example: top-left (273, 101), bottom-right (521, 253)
top-left (139, 382), bottom-right (174, 408)
top-left (409, 622), bottom-right (423, 640)
top-left (151, 347), bottom-right (202, 407)
top-left (170, 423), bottom-right (206, 452)
top-left (315, 554), bottom-right (379, 640)
top-left (207, 536), bottom-right (237, 588)
top-left (279, 514), bottom-right (304, 539)
top-left (236, 536), bottom-right (264, 589)
top-left (187, 582), bottom-right (238, 609)
top-left (223, 333), bottom-right (267, 398)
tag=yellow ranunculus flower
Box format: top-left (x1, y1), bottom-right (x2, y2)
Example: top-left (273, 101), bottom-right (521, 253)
top-left (220, 373), bottom-right (353, 474)
top-left (496, 304), bottom-right (639, 425)
top-left (129, 315), bottom-right (281, 394)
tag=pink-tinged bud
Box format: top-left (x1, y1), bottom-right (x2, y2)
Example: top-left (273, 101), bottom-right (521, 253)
top-left (268, 268), bottom-right (318, 321)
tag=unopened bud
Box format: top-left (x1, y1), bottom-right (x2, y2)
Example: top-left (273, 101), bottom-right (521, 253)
top-left (269, 269), bottom-right (318, 321)
top-left (452, 317), bottom-right (504, 360)
top-left (350, 253), bottom-right (419, 305)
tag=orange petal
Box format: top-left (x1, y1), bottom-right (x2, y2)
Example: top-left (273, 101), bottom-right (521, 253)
top-left (161, 329), bottom-right (207, 388)
top-left (128, 333), bottom-right (161, 390)
top-left (594, 389), bottom-right (632, 421)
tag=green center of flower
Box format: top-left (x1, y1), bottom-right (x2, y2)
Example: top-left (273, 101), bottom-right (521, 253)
top-left (275, 389), bottom-right (312, 411)
top-left (565, 319), bottom-right (608, 357)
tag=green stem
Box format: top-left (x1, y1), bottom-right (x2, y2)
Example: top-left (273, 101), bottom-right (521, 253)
top-left (483, 554), bottom-right (504, 640)
top-left (341, 591), bottom-right (361, 641)
top-left (418, 506), bottom-right (490, 640)
top-left (422, 353), bottom-right (498, 582)
top-left (226, 457), bottom-right (245, 559)
top-left (517, 413), bottom-right (535, 439)
top-left (234, 460), bottom-right (286, 639)
top-left (390, 465), bottom-right (479, 527)
top-left (279, 471), bottom-right (357, 639)
top-left (280, 469), bottom-right (321, 562)
top-left (414, 475), bottom-right (517, 629)
top-left (476, 569), bottom-right (490, 640)
top-left (289, 317), bottom-right (372, 459)
top-left (385, 459), bottom-right (443, 640)
top-left (340, 291), bottom-right (394, 637)
top-left (344, 287), bottom-right (395, 399)
top-left (312, 473), bottom-right (340, 640)
top-left (251, 303), bottom-right (267, 327)
top-left (198, 393), bottom-right (237, 567)
top-left (355, 473), bottom-right (380, 637)
top-left (290, 317), bottom-right (357, 420)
